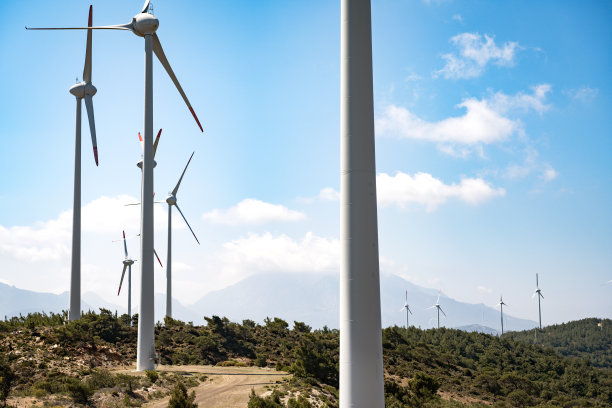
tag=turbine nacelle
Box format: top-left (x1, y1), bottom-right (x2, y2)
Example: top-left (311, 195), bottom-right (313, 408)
top-left (166, 193), bottom-right (177, 206)
top-left (69, 82), bottom-right (97, 99)
top-left (122, 258), bottom-right (135, 266)
top-left (136, 158), bottom-right (157, 169)
top-left (131, 13), bottom-right (159, 37)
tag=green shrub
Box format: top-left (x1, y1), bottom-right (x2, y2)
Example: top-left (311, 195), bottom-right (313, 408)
top-left (145, 370), bottom-right (159, 383)
top-left (168, 381), bottom-right (197, 408)
top-left (0, 358), bottom-right (15, 406)
top-left (65, 378), bottom-right (94, 405)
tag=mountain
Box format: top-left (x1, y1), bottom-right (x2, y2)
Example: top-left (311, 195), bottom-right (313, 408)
top-left (190, 272), bottom-right (538, 330)
top-left (0, 274), bottom-right (538, 330)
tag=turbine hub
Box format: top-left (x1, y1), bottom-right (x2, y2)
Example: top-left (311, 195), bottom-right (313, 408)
top-left (136, 158), bottom-right (157, 169)
top-left (123, 259), bottom-right (135, 266)
top-left (166, 194), bottom-right (176, 206)
top-left (132, 13), bottom-right (159, 36)
top-left (69, 82), bottom-right (97, 98)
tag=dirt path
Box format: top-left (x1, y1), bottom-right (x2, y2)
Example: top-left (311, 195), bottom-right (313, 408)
top-left (141, 365), bottom-right (290, 408)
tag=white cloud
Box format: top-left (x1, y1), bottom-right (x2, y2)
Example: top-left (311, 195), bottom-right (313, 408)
top-left (0, 195), bottom-right (168, 263)
top-left (377, 172), bottom-right (505, 211)
top-left (318, 188), bottom-right (340, 201)
top-left (376, 85), bottom-right (551, 155)
top-left (202, 198), bottom-right (306, 226)
top-left (565, 86), bottom-right (598, 103)
top-left (541, 165), bottom-right (558, 182)
top-left (452, 14), bottom-right (463, 23)
top-left (477, 285), bottom-right (493, 294)
top-left (436, 33), bottom-right (519, 79)
top-left (504, 147), bottom-right (558, 183)
top-left (206, 232), bottom-right (339, 289)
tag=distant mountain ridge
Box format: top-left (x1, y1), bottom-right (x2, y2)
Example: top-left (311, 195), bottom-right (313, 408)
top-left (0, 274), bottom-right (538, 331)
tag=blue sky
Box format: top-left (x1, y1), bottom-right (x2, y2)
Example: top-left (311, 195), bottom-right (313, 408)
top-left (0, 0), bottom-right (610, 325)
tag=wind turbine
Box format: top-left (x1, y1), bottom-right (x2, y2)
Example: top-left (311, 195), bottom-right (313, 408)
top-left (497, 295), bottom-right (508, 335)
top-left (117, 231), bottom-right (136, 321)
top-left (427, 291), bottom-right (446, 329)
top-left (399, 290), bottom-right (412, 329)
top-left (532, 273), bottom-right (544, 330)
top-left (165, 152), bottom-right (199, 319)
top-left (113, 232), bottom-right (163, 323)
top-left (50, 5), bottom-right (100, 322)
top-left (28, 0), bottom-right (204, 371)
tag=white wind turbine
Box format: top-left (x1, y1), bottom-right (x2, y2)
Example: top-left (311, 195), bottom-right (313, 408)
top-left (496, 295), bottom-right (508, 335)
top-left (117, 231), bottom-right (136, 320)
top-left (113, 231), bottom-right (163, 322)
top-left (30, 6), bottom-right (100, 321)
top-left (165, 152), bottom-right (199, 319)
top-left (532, 273), bottom-right (544, 330)
top-left (427, 290), bottom-right (446, 329)
top-left (28, 0), bottom-right (204, 371)
top-left (399, 290), bottom-right (412, 329)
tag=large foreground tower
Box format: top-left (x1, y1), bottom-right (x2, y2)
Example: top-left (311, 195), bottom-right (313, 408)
top-left (339, 0), bottom-right (385, 407)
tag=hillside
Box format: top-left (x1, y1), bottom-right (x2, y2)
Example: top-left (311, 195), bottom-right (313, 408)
top-left (505, 318), bottom-right (612, 369)
top-left (1, 311), bottom-right (610, 407)
top-left (0, 275), bottom-right (538, 330)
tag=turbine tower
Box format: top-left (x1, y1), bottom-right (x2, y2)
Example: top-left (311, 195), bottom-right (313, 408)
top-left (165, 152), bottom-right (199, 319)
top-left (399, 290), bottom-right (412, 329)
top-left (339, 0), bottom-right (384, 405)
top-left (532, 273), bottom-right (544, 330)
top-left (117, 231), bottom-right (136, 319)
top-left (427, 291), bottom-right (446, 329)
top-left (27, 0), bottom-right (204, 370)
top-left (67, 6), bottom-right (100, 321)
top-left (497, 295), bottom-right (507, 335)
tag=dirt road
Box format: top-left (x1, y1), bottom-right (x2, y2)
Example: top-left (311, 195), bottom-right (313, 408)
top-left (142, 365), bottom-right (290, 408)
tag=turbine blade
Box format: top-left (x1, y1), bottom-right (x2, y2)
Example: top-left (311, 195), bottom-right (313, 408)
top-left (531, 292), bottom-right (537, 300)
top-left (152, 33), bottom-right (203, 132)
top-left (399, 307), bottom-right (405, 312)
top-left (118, 264), bottom-right (128, 295)
top-left (124, 203), bottom-right (141, 206)
top-left (84, 94), bottom-right (98, 166)
top-left (439, 307), bottom-right (447, 318)
top-left (26, 23), bottom-right (133, 31)
top-left (142, 0), bottom-right (151, 13)
top-left (82, 5), bottom-right (93, 83)
top-left (405, 290), bottom-right (407, 302)
top-left (408, 307), bottom-right (412, 315)
top-left (539, 292), bottom-right (544, 299)
top-left (426, 305), bottom-right (437, 310)
top-left (536, 273), bottom-right (539, 288)
top-left (122, 230), bottom-right (128, 258)
top-left (153, 129), bottom-right (162, 158)
top-left (138, 132), bottom-right (144, 153)
top-left (172, 152), bottom-right (194, 196)
top-left (154, 249), bottom-right (163, 267)
top-left (175, 203), bottom-right (200, 245)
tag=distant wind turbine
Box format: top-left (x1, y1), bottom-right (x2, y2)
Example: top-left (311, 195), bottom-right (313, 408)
top-left (496, 295), bottom-right (508, 335)
top-left (427, 290), bottom-right (446, 329)
top-left (165, 152), bottom-right (199, 319)
top-left (532, 273), bottom-right (544, 330)
top-left (117, 231), bottom-right (136, 320)
top-left (399, 290), bottom-right (412, 329)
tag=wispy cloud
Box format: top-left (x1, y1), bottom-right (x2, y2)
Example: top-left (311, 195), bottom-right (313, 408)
top-left (477, 285), bottom-right (493, 294)
top-left (436, 33), bottom-right (519, 79)
top-left (377, 172), bottom-right (505, 212)
top-left (565, 86), bottom-right (598, 103)
top-left (202, 198), bottom-right (306, 226)
top-left (376, 85), bottom-right (551, 155)
top-left (504, 147), bottom-right (558, 182)
top-left (0, 195), bottom-right (167, 263)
